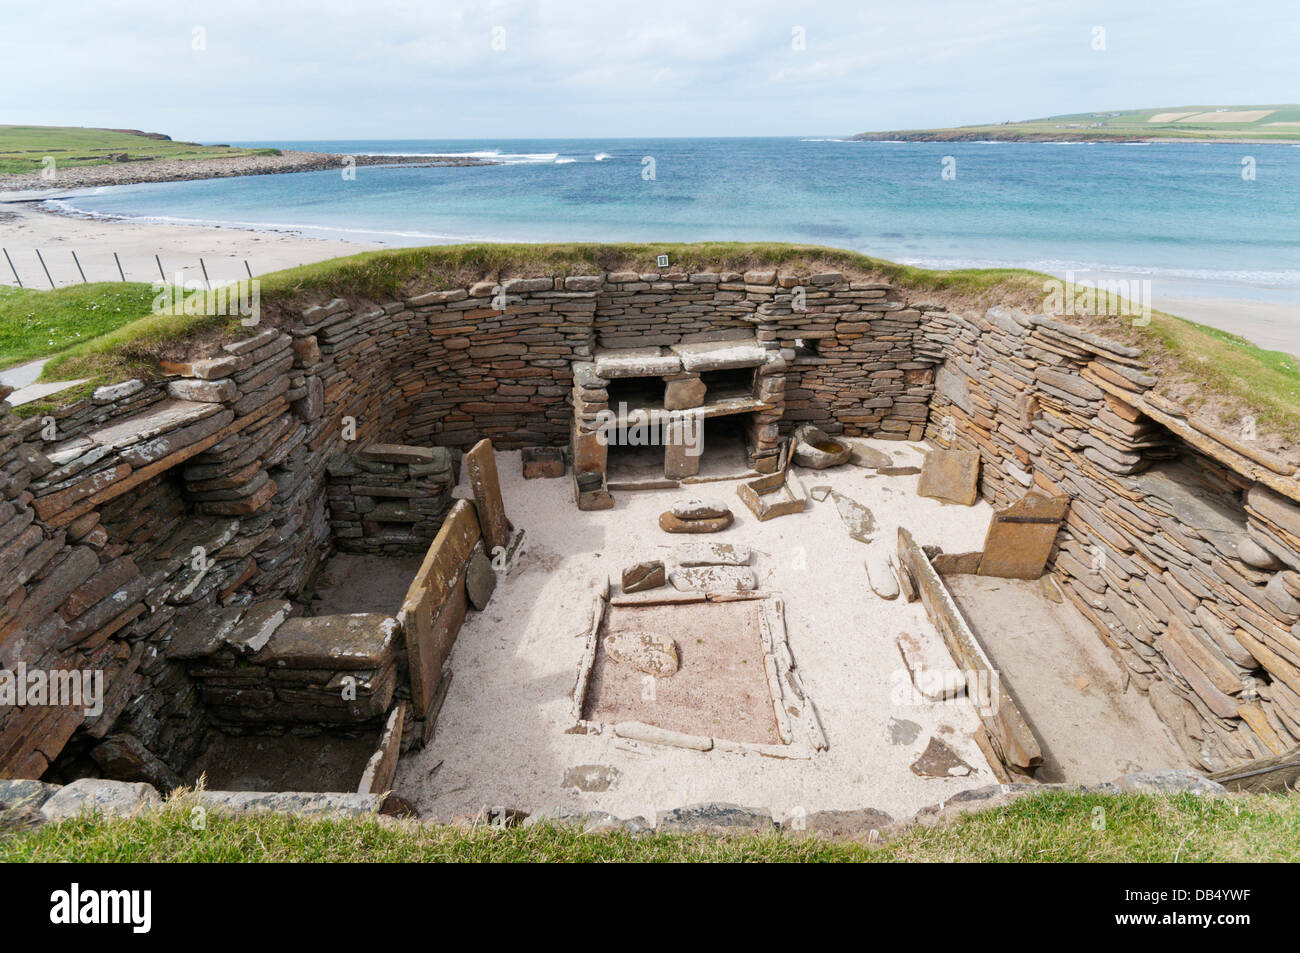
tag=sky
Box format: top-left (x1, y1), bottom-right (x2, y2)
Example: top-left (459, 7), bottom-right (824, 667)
top-left (1, 0), bottom-right (1296, 141)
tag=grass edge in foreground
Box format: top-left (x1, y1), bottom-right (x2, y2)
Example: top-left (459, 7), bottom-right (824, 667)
top-left (2, 791), bottom-right (1297, 862)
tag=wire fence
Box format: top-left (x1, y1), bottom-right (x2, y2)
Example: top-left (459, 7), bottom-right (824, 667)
top-left (1, 246), bottom-right (256, 291)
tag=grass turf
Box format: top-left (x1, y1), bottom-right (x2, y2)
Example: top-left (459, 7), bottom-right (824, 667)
top-left (0, 125), bottom-right (274, 176)
top-left (855, 104), bottom-right (1300, 142)
top-left (2, 242), bottom-right (1297, 438)
top-left (2, 791), bottom-right (1297, 862)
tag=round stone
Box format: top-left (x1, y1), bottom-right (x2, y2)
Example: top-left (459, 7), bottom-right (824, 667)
top-left (659, 511), bottom-right (734, 534)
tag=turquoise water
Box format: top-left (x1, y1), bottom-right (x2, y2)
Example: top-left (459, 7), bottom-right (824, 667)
top-left (50, 137), bottom-right (1300, 294)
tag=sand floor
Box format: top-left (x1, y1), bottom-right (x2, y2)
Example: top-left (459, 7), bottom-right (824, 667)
top-left (395, 443), bottom-right (1012, 823)
top-left (0, 203), bottom-right (377, 288)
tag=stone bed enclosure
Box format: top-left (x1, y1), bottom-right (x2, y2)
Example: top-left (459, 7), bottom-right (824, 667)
top-left (1, 263), bottom-right (1298, 811)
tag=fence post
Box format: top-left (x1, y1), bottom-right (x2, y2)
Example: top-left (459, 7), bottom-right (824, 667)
top-left (2, 248), bottom-right (21, 288)
top-left (72, 250), bottom-right (87, 284)
top-left (200, 258), bottom-right (211, 290)
top-left (156, 254), bottom-right (165, 282)
top-left (114, 252), bottom-right (125, 282)
top-left (35, 249), bottom-right (54, 289)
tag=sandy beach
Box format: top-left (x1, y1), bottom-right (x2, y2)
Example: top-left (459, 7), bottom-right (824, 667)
top-left (0, 201), bottom-right (379, 287)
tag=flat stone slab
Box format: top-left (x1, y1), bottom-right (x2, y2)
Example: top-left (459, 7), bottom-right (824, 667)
top-left (257, 613), bottom-right (398, 670)
top-left (977, 491), bottom-right (1070, 579)
top-left (833, 491), bottom-right (876, 543)
top-left (896, 632), bottom-right (966, 701)
top-left (670, 339), bottom-right (765, 372)
top-left (80, 399), bottom-right (223, 452)
top-left (917, 449), bottom-right (980, 506)
top-left (656, 802), bottom-right (775, 833)
top-left (674, 542), bottom-right (751, 567)
top-left (359, 443), bottom-right (437, 465)
top-left (594, 347), bottom-right (682, 378)
top-left (605, 630), bottom-right (680, 676)
top-left (669, 565), bottom-right (756, 592)
top-left (196, 791), bottom-right (383, 816)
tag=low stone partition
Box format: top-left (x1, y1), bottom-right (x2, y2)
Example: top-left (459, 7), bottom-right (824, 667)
top-left (397, 498), bottom-right (489, 748)
top-left (168, 602), bottom-right (399, 727)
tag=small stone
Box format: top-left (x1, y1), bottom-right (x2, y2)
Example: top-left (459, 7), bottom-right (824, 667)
top-left (605, 630), bottom-right (679, 676)
top-left (562, 765), bottom-right (621, 793)
top-left (465, 549), bottom-right (496, 610)
top-left (664, 377), bottom-right (707, 410)
top-left (659, 511), bottom-right (734, 534)
top-left (879, 466), bottom-right (922, 476)
top-left (887, 717), bottom-right (921, 746)
top-left (810, 485), bottom-right (832, 502)
top-left (1238, 537), bottom-right (1283, 570)
top-left (622, 560), bottom-right (666, 593)
top-left (843, 438), bottom-right (893, 469)
top-left (671, 498), bottom-right (730, 520)
top-left (910, 737), bottom-right (974, 778)
top-left (669, 565), bottom-right (756, 592)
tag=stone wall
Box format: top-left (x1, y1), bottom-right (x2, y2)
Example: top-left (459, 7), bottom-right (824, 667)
top-left (3, 263), bottom-right (1297, 784)
top-left (921, 306), bottom-right (1300, 771)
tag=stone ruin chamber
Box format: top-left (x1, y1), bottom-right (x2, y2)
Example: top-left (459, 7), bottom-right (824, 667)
top-left (2, 264), bottom-right (1299, 801)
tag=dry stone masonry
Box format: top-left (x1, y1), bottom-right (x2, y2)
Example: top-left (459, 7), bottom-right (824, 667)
top-left (1, 262), bottom-right (1297, 791)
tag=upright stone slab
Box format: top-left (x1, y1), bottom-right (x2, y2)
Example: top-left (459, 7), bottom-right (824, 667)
top-left (465, 438), bottom-right (510, 551)
top-left (976, 491), bottom-right (1070, 579)
top-left (917, 449), bottom-right (980, 506)
top-left (399, 499), bottom-right (482, 718)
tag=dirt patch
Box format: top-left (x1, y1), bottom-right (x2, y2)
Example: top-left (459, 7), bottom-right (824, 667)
top-left (185, 733), bottom-right (375, 792)
top-left (583, 600), bottom-right (780, 745)
top-left (303, 552), bottom-right (424, 616)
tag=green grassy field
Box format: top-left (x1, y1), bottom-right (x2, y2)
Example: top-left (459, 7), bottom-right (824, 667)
top-left (855, 104), bottom-right (1300, 142)
top-left (2, 790), bottom-right (1297, 862)
top-left (0, 125), bottom-right (276, 175)
top-left (2, 242), bottom-right (1297, 438)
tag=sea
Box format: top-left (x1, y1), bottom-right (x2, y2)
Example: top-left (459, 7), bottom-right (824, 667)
top-left (43, 137), bottom-right (1300, 303)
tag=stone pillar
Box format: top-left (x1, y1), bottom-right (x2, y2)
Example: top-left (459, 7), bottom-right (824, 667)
top-left (664, 414), bottom-right (703, 479)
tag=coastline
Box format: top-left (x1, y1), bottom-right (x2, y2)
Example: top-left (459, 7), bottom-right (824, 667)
top-left (0, 149), bottom-right (494, 194)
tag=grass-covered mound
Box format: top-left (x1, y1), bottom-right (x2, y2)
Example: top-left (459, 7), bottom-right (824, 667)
top-left (2, 790), bottom-right (1296, 862)
top-left (0, 125), bottom-right (275, 176)
top-left (3, 242), bottom-right (1297, 441)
